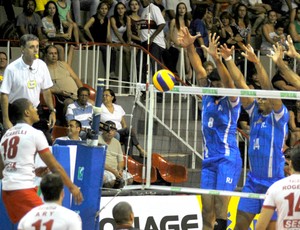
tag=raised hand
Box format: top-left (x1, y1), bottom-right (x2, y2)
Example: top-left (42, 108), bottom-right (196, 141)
top-left (267, 43), bottom-right (284, 64)
top-left (241, 44), bottom-right (259, 64)
top-left (284, 35), bottom-right (299, 59)
top-left (177, 27), bottom-right (201, 48)
top-left (201, 33), bottom-right (220, 60)
top-left (219, 43), bottom-right (235, 59)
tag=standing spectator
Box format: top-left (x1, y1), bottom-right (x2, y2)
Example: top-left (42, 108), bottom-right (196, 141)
top-left (189, 4), bottom-right (209, 61)
top-left (100, 89), bottom-right (146, 157)
top-left (0, 52), bottom-right (8, 86)
top-left (164, 0), bottom-right (192, 20)
top-left (71, 0), bottom-right (100, 26)
top-left (256, 145), bottom-right (300, 229)
top-left (16, 0), bottom-right (46, 43)
top-left (0, 34), bottom-right (56, 131)
top-left (127, 0), bottom-right (141, 45)
top-left (84, 1), bottom-right (113, 75)
top-left (112, 201), bottom-right (140, 230)
top-left (66, 86), bottom-right (93, 132)
top-left (18, 174), bottom-right (82, 230)
top-left (44, 44), bottom-right (83, 123)
top-left (110, 2), bottom-right (131, 79)
top-left (139, 0), bottom-right (166, 80)
top-left (179, 30), bottom-right (242, 230)
top-left (166, 2), bottom-right (191, 79)
top-left (260, 10), bottom-right (277, 55)
top-left (98, 120), bottom-right (133, 188)
top-left (0, 98), bottom-right (83, 224)
top-left (281, 0), bottom-right (298, 22)
top-left (56, 119), bottom-right (82, 140)
top-left (220, 42), bottom-right (289, 230)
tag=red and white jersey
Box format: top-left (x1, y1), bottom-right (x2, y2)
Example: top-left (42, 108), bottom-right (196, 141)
top-left (263, 174), bottom-right (300, 229)
top-left (18, 202), bottom-right (82, 230)
top-left (0, 123), bottom-right (50, 191)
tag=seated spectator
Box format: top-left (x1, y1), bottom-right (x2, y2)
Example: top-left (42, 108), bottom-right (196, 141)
top-left (202, 60), bottom-right (215, 75)
top-left (84, 1), bottom-right (113, 75)
top-left (218, 11), bottom-right (239, 47)
top-left (71, 0), bottom-right (100, 26)
top-left (65, 86), bottom-right (93, 135)
top-left (127, 0), bottom-right (141, 45)
top-left (260, 10), bottom-right (277, 55)
top-left (261, 20), bottom-right (287, 55)
top-left (98, 120), bottom-right (133, 188)
top-left (110, 2), bottom-right (131, 79)
top-left (289, 8), bottom-right (300, 51)
top-left (100, 89), bottom-right (146, 157)
top-left (44, 45), bottom-right (83, 123)
top-left (0, 52), bottom-right (8, 86)
top-left (289, 100), bottom-right (300, 147)
top-left (246, 69), bottom-right (261, 89)
top-left (56, 0), bottom-right (88, 47)
top-left (16, 0), bottom-right (47, 45)
top-left (56, 119), bottom-right (82, 140)
top-left (18, 174), bottom-right (82, 230)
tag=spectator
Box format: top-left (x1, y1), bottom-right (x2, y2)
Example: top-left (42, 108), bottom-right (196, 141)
top-left (164, 0), bottom-right (192, 20)
top-left (71, 0), bottom-right (100, 26)
top-left (288, 100), bottom-right (300, 147)
top-left (44, 45), bottom-right (83, 123)
top-left (84, 1), bottom-right (113, 75)
top-left (110, 2), bottom-right (131, 79)
top-left (56, 0), bottom-right (87, 47)
top-left (127, 0), bottom-right (141, 45)
top-left (189, 4), bottom-right (209, 61)
top-left (247, 69), bottom-right (261, 89)
top-left (0, 34), bottom-right (56, 132)
top-left (0, 98), bottom-right (82, 224)
top-left (56, 119), bottom-right (82, 140)
top-left (100, 89), bottom-right (146, 157)
top-left (220, 41), bottom-right (288, 230)
top-left (112, 201), bottom-right (140, 230)
top-left (98, 120), bottom-right (133, 188)
top-left (260, 10), bottom-right (278, 55)
top-left (1, 0), bottom-right (16, 21)
top-left (281, 0), bottom-right (298, 22)
top-left (65, 86), bottom-right (93, 134)
top-left (256, 145), bottom-right (300, 229)
top-left (0, 52), bottom-right (8, 86)
top-left (218, 11), bottom-right (239, 47)
top-left (289, 8), bottom-right (300, 51)
top-left (16, 0), bottom-right (46, 44)
top-left (139, 0), bottom-right (166, 79)
top-left (166, 2), bottom-right (191, 79)
top-left (18, 173), bottom-right (82, 230)
top-left (202, 60), bottom-right (215, 75)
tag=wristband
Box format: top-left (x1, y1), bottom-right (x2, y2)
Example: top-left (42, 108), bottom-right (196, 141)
top-left (224, 56), bottom-right (232, 61)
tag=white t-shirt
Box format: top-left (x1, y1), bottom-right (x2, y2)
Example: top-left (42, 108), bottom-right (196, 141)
top-left (0, 123), bottom-right (50, 191)
top-left (165, 0), bottom-right (191, 12)
top-left (140, 3), bottom-right (166, 49)
top-left (18, 202), bottom-right (82, 230)
top-left (262, 174), bottom-right (300, 229)
top-left (100, 103), bottom-right (125, 130)
top-left (0, 57), bottom-right (53, 107)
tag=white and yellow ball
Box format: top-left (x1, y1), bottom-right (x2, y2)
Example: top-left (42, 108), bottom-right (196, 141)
top-left (152, 69), bottom-right (176, 92)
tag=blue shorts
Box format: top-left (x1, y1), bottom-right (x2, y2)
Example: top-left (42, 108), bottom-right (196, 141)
top-left (238, 174), bottom-right (277, 220)
top-left (201, 155), bottom-right (242, 191)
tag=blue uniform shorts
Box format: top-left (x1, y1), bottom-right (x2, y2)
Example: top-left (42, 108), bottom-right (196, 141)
top-left (201, 155), bottom-right (242, 191)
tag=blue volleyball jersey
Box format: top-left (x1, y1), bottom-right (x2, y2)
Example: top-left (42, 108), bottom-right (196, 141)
top-left (202, 95), bottom-right (241, 159)
top-left (245, 100), bottom-right (288, 184)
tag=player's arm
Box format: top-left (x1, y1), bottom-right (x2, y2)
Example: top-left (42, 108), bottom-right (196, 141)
top-left (202, 33), bottom-right (237, 101)
top-left (219, 44), bottom-right (254, 107)
top-left (39, 150), bottom-right (83, 204)
top-left (42, 88), bottom-right (56, 128)
top-left (1, 93), bottom-right (12, 129)
top-left (255, 207), bottom-right (274, 230)
top-left (0, 156), bottom-right (4, 179)
top-left (178, 27), bottom-right (207, 83)
top-left (242, 44), bottom-right (283, 111)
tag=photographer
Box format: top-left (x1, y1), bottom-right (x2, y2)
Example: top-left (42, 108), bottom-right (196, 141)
top-left (98, 120), bottom-right (133, 188)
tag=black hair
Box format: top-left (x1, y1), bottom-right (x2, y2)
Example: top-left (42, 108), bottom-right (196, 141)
top-left (40, 173), bottom-right (64, 201)
top-left (113, 2), bottom-right (127, 28)
top-left (104, 89), bottom-right (116, 103)
top-left (11, 98), bottom-right (31, 122)
top-left (233, 3), bottom-right (250, 28)
top-left (69, 119), bottom-right (82, 129)
top-left (23, 0), bottom-right (36, 12)
top-left (207, 68), bottom-right (221, 82)
top-left (175, 2), bottom-right (189, 30)
top-left (192, 4), bottom-right (208, 20)
top-left (112, 201), bottom-right (133, 225)
top-left (274, 20), bottom-right (285, 30)
top-left (77, 87), bottom-right (90, 97)
top-left (291, 145), bottom-right (300, 171)
top-left (45, 44), bottom-right (58, 54)
top-left (0, 52), bottom-right (8, 60)
top-left (43, 1), bottom-right (62, 33)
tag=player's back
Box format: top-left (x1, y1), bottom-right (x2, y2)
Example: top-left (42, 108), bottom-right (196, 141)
top-left (18, 203), bottom-right (82, 230)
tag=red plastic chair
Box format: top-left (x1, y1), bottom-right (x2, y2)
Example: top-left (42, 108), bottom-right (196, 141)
top-left (51, 125), bottom-right (68, 142)
top-left (40, 93), bottom-right (56, 110)
top-left (124, 155), bottom-right (157, 183)
top-left (152, 153), bottom-right (188, 183)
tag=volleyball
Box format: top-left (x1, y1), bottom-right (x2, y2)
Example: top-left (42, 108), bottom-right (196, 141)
top-left (152, 69), bottom-right (176, 92)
